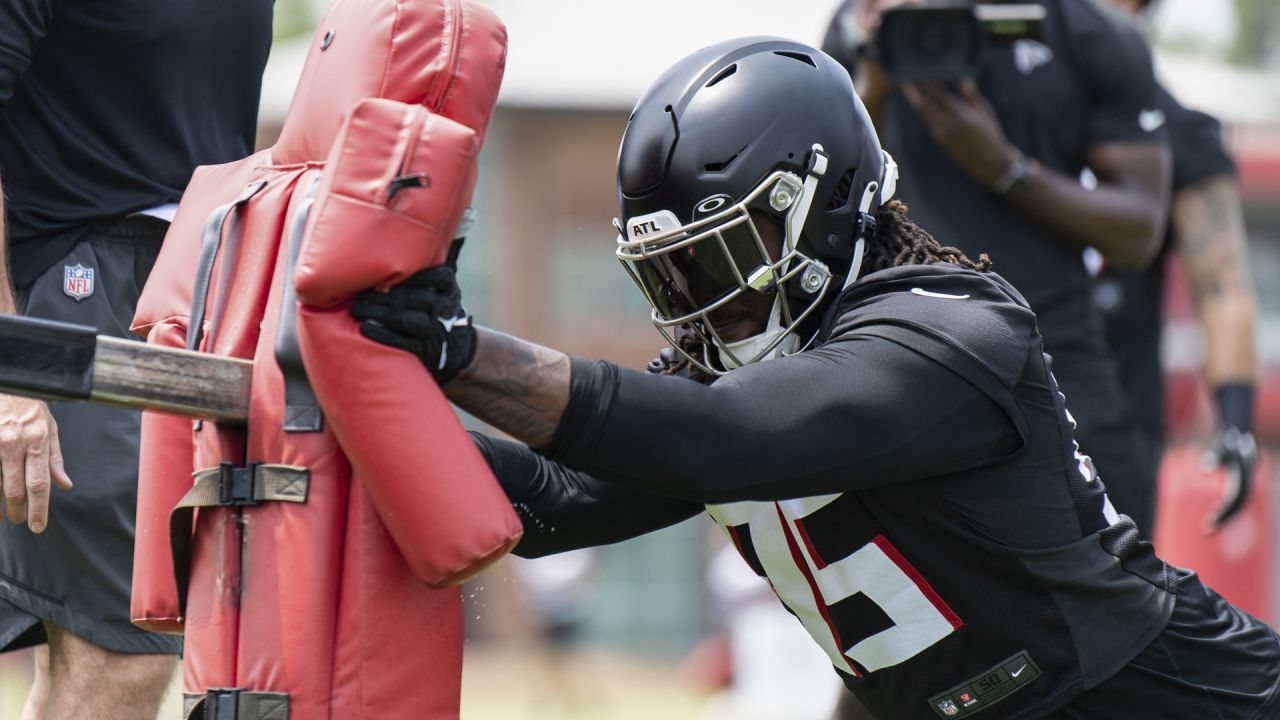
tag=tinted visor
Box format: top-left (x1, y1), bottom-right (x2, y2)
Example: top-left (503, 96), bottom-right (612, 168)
top-left (622, 216), bottom-right (772, 321)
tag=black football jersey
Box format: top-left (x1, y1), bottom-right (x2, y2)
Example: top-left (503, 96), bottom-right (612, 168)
top-left (489, 264), bottom-right (1178, 719)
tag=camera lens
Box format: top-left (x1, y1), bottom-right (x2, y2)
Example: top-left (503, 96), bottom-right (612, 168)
top-left (917, 25), bottom-right (955, 55)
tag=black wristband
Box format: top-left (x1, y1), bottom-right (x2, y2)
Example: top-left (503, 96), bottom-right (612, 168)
top-left (1214, 382), bottom-right (1255, 435)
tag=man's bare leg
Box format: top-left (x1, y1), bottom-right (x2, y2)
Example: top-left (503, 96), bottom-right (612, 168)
top-left (39, 622), bottom-right (176, 720)
top-left (19, 644), bottom-right (50, 720)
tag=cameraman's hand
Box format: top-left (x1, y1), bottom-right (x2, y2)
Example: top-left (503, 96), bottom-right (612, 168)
top-left (849, 0), bottom-right (922, 109)
top-left (1202, 427), bottom-right (1257, 531)
top-left (349, 264), bottom-right (477, 386)
top-left (854, 0), bottom-right (921, 36)
top-left (0, 394), bottom-right (73, 534)
top-left (902, 80), bottom-right (1022, 192)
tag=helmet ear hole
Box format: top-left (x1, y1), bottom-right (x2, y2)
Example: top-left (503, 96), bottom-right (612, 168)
top-left (826, 167), bottom-right (858, 212)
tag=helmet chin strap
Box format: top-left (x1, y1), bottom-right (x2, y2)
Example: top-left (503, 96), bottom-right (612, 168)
top-left (842, 150), bottom-right (899, 291)
top-left (784, 145), bottom-right (829, 256)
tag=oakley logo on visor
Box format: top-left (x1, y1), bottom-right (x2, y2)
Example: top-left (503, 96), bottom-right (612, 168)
top-left (627, 210), bottom-right (682, 240)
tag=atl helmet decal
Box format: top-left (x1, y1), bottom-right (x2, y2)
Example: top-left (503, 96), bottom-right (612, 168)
top-left (625, 210), bottom-right (682, 242)
top-left (693, 194), bottom-right (731, 218)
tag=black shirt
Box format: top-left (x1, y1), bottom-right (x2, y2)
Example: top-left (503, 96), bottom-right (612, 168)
top-left (1095, 86), bottom-right (1237, 448)
top-left (0, 0), bottom-right (273, 287)
top-left (478, 264), bottom-right (1177, 719)
top-left (827, 0), bottom-right (1163, 373)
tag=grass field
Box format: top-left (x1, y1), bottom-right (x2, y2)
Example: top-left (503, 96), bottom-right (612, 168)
top-left (0, 645), bottom-right (707, 719)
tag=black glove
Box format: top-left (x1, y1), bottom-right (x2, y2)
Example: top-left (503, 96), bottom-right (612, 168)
top-left (350, 242), bottom-right (476, 385)
top-left (1203, 383), bottom-right (1258, 530)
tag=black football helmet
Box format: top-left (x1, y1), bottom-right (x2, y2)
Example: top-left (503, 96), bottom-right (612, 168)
top-left (615, 36), bottom-right (897, 374)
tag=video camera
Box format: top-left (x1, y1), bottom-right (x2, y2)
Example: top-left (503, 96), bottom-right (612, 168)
top-left (871, 1), bottom-right (1046, 82)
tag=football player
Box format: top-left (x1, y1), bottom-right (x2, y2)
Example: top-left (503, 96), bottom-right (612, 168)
top-left (352, 38), bottom-right (1280, 719)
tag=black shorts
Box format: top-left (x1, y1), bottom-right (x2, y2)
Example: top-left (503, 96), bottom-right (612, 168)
top-left (1051, 570), bottom-right (1280, 719)
top-left (0, 216), bottom-right (181, 655)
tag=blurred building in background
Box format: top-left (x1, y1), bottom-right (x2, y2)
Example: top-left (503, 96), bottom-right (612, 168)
top-left (3, 1), bottom-right (1275, 717)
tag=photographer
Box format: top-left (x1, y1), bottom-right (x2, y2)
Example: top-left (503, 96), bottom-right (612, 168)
top-left (823, 0), bottom-right (1172, 537)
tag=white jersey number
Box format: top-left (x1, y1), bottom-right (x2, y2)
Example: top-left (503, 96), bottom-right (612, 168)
top-left (707, 495), bottom-right (963, 677)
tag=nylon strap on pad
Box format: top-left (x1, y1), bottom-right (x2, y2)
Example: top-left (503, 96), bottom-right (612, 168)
top-left (188, 180), bottom-right (268, 354)
top-left (187, 180), bottom-right (266, 431)
top-left (168, 463), bottom-right (310, 615)
top-left (184, 689), bottom-right (289, 720)
top-left (275, 184), bottom-right (323, 433)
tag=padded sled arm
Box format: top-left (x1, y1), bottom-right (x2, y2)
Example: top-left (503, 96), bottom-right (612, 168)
top-left (295, 99), bottom-right (521, 586)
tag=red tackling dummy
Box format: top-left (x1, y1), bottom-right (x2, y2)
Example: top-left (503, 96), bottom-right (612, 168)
top-left (129, 1), bottom-right (521, 717)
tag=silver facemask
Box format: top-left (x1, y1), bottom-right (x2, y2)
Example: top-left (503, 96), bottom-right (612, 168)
top-left (615, 146), bottom-right (838, 375)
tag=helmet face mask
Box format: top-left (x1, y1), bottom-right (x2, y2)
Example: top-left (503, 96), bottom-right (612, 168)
top-left (616, 168), bottom-right (834, 375)
top-left (614, 37), bottom-right (892, 374)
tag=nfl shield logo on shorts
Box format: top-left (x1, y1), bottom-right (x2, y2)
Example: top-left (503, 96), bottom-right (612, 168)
top-left (63, 264), bottom-right (95, 302)
top-left (937, 699), bottom-right (960, 716)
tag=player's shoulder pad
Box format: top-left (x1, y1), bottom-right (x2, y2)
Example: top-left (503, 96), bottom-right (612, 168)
top-left (824, 264), bottom-right (1037, 390)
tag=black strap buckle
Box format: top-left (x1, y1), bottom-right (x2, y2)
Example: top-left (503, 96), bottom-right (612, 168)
top-left (205, 688), bottom-right (241, 720)
top-left (854, 211), bottom-right (878, 243)
top-left (217, 462), bottom-right (260, 507)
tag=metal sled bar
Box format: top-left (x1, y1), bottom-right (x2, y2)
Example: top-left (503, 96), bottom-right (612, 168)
top-left (0, 313), bottom-right (251, 423)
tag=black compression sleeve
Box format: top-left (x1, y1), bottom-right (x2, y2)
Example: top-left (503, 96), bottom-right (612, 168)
top-left (544, 335), bottom-right (1021, 504)
top-left (472, 432), bottom-right (702, 558)
top-left (542, 357), bottom-right (620, 459)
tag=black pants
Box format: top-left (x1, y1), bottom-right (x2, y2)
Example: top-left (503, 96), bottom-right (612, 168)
top-left (1051, 570), bottom-right (1280, 720)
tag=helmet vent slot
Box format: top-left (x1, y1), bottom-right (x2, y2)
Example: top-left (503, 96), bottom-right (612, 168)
top-left (706, 64), bottom-right (738, 87)
top-left (704, 145), bottom-right (746, 174)
top-left (827, 168), bottom-right (857, 211)
top-left (774, 50), bottom-right (817, 68)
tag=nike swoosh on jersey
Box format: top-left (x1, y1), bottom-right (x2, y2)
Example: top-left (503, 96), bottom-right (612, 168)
top-left (911, 288), bottom-right (970, 300)
top-left (1139, 109), bottom-right (1166, 132)
top-left (1011, 664), bottom-right (1027, 678)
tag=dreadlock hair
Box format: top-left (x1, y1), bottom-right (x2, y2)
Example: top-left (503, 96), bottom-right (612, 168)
top-left (862, 199), bottom-right (992, 275)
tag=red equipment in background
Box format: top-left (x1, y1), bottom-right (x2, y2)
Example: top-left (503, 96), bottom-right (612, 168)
top-left (1155, 448), bottom-right (1274, 623)
top-left (1157, 243), bottom-right (1278, 628)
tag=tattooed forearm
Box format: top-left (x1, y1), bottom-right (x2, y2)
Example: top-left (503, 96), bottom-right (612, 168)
top-left (445, 327), bottom-right (571, 448)
top-left (1172, 174), bottom-right (1258, 384)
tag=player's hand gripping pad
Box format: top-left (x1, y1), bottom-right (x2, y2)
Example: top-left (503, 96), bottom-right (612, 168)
top-left (296, 100), bottom-right (521, 586)
top-left (294, 99), bottom-right (478, 307)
